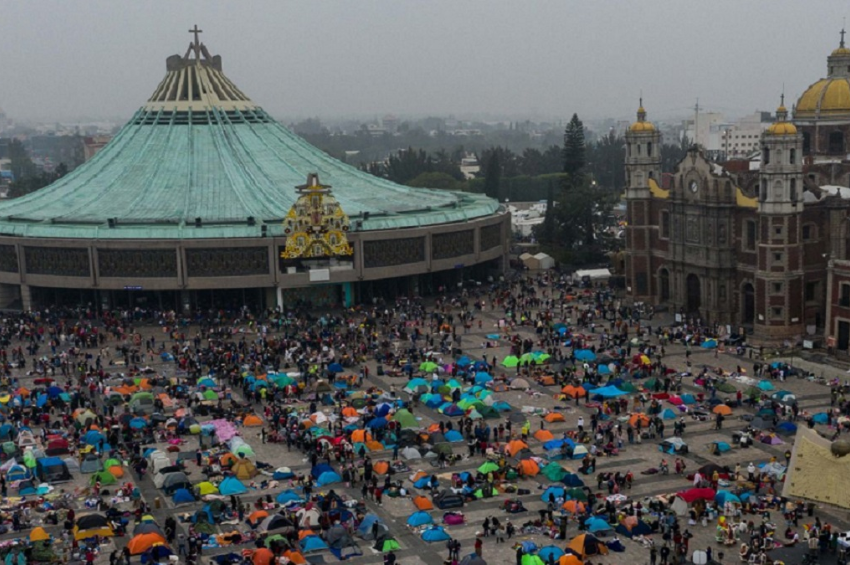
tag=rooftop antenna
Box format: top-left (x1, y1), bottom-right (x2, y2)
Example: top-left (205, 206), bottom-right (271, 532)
top-left (189, 25), bottom-right (203, 60)
top-left (694, 98), bottom-right (700, 148)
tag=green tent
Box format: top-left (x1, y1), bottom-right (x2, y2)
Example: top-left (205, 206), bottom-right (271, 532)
top-left (392, 409), bottom-right (418, 429)
top-left (618, 382), bottom-right (638, 394)
top-left (643, 377), bottom-right (659, 390)
top-left (130, 391), bottom-right (154, 404)
top-left (103, 458), bottom-right (122, 470)
top-left (234, 445), bottom-right (255, 457)
top-left (565, 487), bottom-right (587, 501)
top-left (502, 356), bottom-right (520, 368)
top-left (716, 382), bottom-right (737, 393)
top-left (90, 470), bottom-right (117, 485)
top-left (522, 555), bottom-right (545, 565)
top-left (202, 390), bottom-right (219, 401)
top-left (264, 534), bottom-right (286, 547)
top-left (541, 462), bottom-right (566, 482)
top-left (272, 375), bottom-right (294, 387)
top-left (478, 406), bottom-right (501, 419)
top-left (478, 461), bottom-right (499, 474)
top-left (419, 362), bottom-right (438, 372)
top-left (381, 539), bottom-right (401, 552)
top-left (474, 486), bottom-right (498, 498)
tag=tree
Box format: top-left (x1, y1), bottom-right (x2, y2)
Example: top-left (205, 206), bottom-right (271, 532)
top-left (661, 134), bottom-right (690, 174)
top-left (406, 172), bottom-right (460, 190)
top-left (587, 130), bottom-right (625, 192)
top-left (540, 180), bottom-right (556, 244)
top-left (562, 113), bottom-right (586, 178)
top-left (483, 152), bottom-right (501, 200)
top-left (7, 161), bottom-right (69, 199)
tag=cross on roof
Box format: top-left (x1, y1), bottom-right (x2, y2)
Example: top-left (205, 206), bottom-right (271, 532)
top-left (842, 26), bottom-right (846, 48)
top-left (189, 25), bottom-right (203, 58)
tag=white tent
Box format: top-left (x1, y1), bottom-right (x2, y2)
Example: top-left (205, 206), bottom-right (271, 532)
top-left (522, 252), bottom-right (554, 270)
top-left (575, 268), bottom-right (611, 281)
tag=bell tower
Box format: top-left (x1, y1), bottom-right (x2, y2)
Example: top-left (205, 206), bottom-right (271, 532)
top-left (754, 97), bottom-right (805, 340)
top-left (624, 100), bottom-right (662, 302)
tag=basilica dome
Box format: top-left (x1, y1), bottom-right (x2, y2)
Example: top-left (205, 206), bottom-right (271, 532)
top-left (629, 104), bottom-right (655, 133)
top-left (796, 31), bottom-right (850, 119)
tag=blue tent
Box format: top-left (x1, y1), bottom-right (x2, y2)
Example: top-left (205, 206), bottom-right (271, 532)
top-left (407, 511), bottom-right (433, 527)
top-left (300, 536), bottom-right (328, 553)
top-left (585, 517), bottom-right (612, 533)
top-left (715, 490), bottom-right (741, 505)
top-left (520, 541), bottom-right (538, 553)
top-left (317, 471), bottom-right (341, 486)
top-left (661, 408), bottom-right (676, 420)
top-left (219, 477), bottom-right (247, 495)
top-left (311, 463), bottom-right (334, 478)
top-left (36, 394), bottom-right (48, 408)
top-left (591, 385), bottom-right (626, 398)
top-left (561, 473), bottom-right (585, 487)
top-left (574, 349), bottom-right (596, 362)
top-left (197, 377), bottom-right (216, 388)
top-left (356, 514), bottom-right (383, 538)
top-left (538, 546), bottom-right (565, 562)
top-left (84, 430), bottom-right (105, 445)
top-left (700, 339), bottom-right (718, 349)
top-left (777, 421), bottom-right (798, 434)
top-left (444, 430), bottom-right (463, 442)
top-left (456, 357), bottom-right (472, 368)
top-left (129, 418), bottom-right (147, 430)
top-left (375, 404), bottom-right (392, 418)
top-left (680, 394), bottom-right (695, 405)
top-left (813, 412), bottom-right (829, 424)
top-left (474, 373), bottom-right (493, 385)
top-left (367, 417), bottom-right (388, 429)
top-left (711, 441), bottom-right (732, 453)
top-left (758, 380), bottom-right (775, 391)
top-left (421, 526), bottom-right (451, 542)
top-left (273, 469), bottom-right (295, 480)
top-left (472, 361), bottom-right (489, 371)
top-left (172, 488), bottom-right (194, 503)
top-left (276, 490), bottom-right (304, 505)
top-left (597, 364), bottom-right (611, 375)
top-left (328, 363), bottom-right (344, 373)
top-left (541, 486), bottom-right (565, 502)
top-left (47, 386), bottom-right (63, 398)
top-left (414, 477), bottom-right (433, 489)
top-left (441, 404), bottom-right (464, 417)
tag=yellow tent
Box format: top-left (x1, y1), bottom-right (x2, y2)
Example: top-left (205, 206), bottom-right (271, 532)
top-left (30, 527), bottom-right (50, 541)
top-left (197, 481), bottom-right (219, 495)
top-left (231, 458), bottom-right (258, 480)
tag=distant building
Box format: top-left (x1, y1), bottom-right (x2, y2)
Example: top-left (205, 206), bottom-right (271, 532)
top-left (460, 154), bottom-right (480, 180)
top-left (83, 136), bottom-right (112, 162)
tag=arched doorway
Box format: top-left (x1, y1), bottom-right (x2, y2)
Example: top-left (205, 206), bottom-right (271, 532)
top-left (686, 274), bottom-right (701, 313)
top-left (742, 283), bottom-right (755, 324)
top-left (659, 269), bottom-right (670, 301)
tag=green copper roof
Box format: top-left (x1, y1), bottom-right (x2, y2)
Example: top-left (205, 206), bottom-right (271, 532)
top-left (0, 43), bottom-right (498, 240)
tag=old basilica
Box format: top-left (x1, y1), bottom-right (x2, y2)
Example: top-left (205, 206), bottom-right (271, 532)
top-left (624, 32), bottom-right (850, 350)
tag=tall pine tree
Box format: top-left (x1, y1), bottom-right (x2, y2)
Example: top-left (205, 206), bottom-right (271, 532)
top-left (562, 113), bottom-right (586, 189)
top-left (483, 152), bottom-right (501, 200)
top-left (541, 180), bottom-right (556, 243)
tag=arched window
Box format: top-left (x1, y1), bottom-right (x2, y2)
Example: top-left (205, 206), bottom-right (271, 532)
top-left (647, 142), bottom-right (653, 157)
top-left (659, 269), bottom-right (670, 301)
top-left (789, 148), bottom-right (796, 164)
top-left (790, 178), bottom-right (797, 202)
top-left (803, 131), bottom-right (811, 154)
top-left (829, 131), bottom-right (845, 154)
top-left (760, 179), bottom-right (767, 201)
top-left (763, 147), bottom-right (770, 165)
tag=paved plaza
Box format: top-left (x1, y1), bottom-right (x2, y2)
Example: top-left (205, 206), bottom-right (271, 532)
top-left (7, 284), bottom-right (850, 565)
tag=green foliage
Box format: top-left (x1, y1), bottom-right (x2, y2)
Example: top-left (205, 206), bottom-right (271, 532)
top-left (364, 147), bottom-right (463, 185)
top-left (406, 171), bottom-right (460, 190)
top-left (661, 134), bottom-right (690, 173)
top-left (562, 113), bottom-right (586, 177)
top-left (483, 152), bottom-right (501, 200)
top-left (539, 180), bottom-right (556, 244)
top-left (8, 139), bottom-right (38, 181)
top-left (587, 130), bottom-right (625, 193)
top-left (7, 141), bottom-right (69, 199)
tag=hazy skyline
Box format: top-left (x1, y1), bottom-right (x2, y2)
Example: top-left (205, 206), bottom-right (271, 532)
top-left (0, 1), bottom-right (846, 123)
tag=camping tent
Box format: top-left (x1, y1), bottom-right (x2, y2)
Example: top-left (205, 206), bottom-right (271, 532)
top-left (231, 458), bottom-right (258, 480)
top-left (219, 476), bottom-right (248, 495)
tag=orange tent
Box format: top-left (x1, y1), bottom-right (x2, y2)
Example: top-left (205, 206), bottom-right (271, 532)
top-left (559, 555), bottom-right (583, 565)
top-left (252, 548), bottom-right (275, 565)
top-left (505, 440), bottom-right (529, 456)
top-left (137, 379), bottom-right (153, 390)
top-left (629, 413), bottom-right (651, 428)
top-left (373, 461), bottom-right (390, 475)
top-left (256, 373), bottom-right (268, 381)
top-left (544, 413), bottom-right (566, 423)
top-left (243, 414), bottom-right (263, 427)
top-left (411, 471), bottom-right (428, 483)
top-left (712, 405), bottom-right (732, 416)
top-left (427, 423), bottom-right (441, 433)
top-left (563, 500), bottom-right (586, 514)
top-left (29, 527), bottom-right (49, 541)
top-left (107, 465), bottom-right (124, 478)
top-left (365, 440), bottom-right (384, 451)
top-left (247, 510), bottom-right (269, 525)
top-left (534, 429), bottom-right (554, 442)
top-left (413, 496), bottom-right (434, 510)
top-left (127, 532), bottom-right (167, 555)
top-left (518, 459), bottom-right (540, 476)
top-left (220, 453), bottom-right (238, 466)
top-left (561, 385), bottom-right (587, 398)
top-left (283, 550), bottom-right (307, 565)
top-left (297, 530), bottom-right (314, 540)
top-left (538, 376), bottom-right (556, 386)
top-left (16, 387), bottom-right (30, 397)
top-left (342, 407), bottom-right (358, 417)
top-left (350, 429), bottom-right (371, 443)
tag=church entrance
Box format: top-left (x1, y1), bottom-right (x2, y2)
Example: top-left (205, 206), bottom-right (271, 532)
top-left (659, 269), bottom-right (670, 302)
top-left (742, 283), bottom-right (755, 325)
top-left (686, 274), bottom-right (701, 314)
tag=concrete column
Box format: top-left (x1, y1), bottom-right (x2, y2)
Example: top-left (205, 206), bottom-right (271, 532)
top-left (0, 284), bottom-right (19, 309)
top-left (20, 284), bottom-right (32, 311)
top-left (276, 286), bottom-right (284, 311)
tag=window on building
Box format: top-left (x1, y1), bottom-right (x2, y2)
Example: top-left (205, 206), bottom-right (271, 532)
top-left (771, 307), bottom-right (783, 319)
top-left (745, 220), bottom-right (756, 250)
top-left (660, 211), bottom-right (670, 238)
top-left (760, 179), bottom-right (767, 201)
top-left (841, 283), bottom-right (850, 307)
top-left (790, 148), bottom-right (796, 164)
top-left (763, 147), bottom-right (770, 165)
top-left (803, 132), bottom-right (811, 155)
top-left (802, 224), bottom-right (814, 240)
top-left (637, 144), bottom-right (642, 156)
top-left (806, 281), bottom-right (819, 302)
top-left (772, 282), bottom-right (783, 294)
top-left (790, 178), bottom-right (797, 202)
top-left (635, 273), bottom-right (647, 295)
top-left (773, 251), bottom-right (783, 263)
top-left (647, 142), bottom-right (653, 157)
top-left (774, 226), bottom-right (782, 237)
top-left (829, 131), bottom-right (845, 154)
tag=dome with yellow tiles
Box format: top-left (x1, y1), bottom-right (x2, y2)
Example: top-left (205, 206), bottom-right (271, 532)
top-left (796, 31), bottom-right (850, 119)
top-left (629, 104), bottom-right (656, 133)
top-left (766, 102), bottom-right (797, 136)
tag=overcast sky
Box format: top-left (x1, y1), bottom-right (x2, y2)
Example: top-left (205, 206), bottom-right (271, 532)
top-left (0, 0), bottom-right (845, 123)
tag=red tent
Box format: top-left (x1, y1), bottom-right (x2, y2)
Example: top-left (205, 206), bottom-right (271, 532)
top-left (676, 488), bottom-right (716, 503)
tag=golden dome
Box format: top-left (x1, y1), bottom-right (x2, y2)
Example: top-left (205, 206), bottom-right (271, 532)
top-left (629, 102), bottom-right (655, 133)
top-left (796, 78), bottom-right (850, 117)
top-left (833, 47), bottom-right (850, 56)
top-left (767, 122), bottom-right (797, 136)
